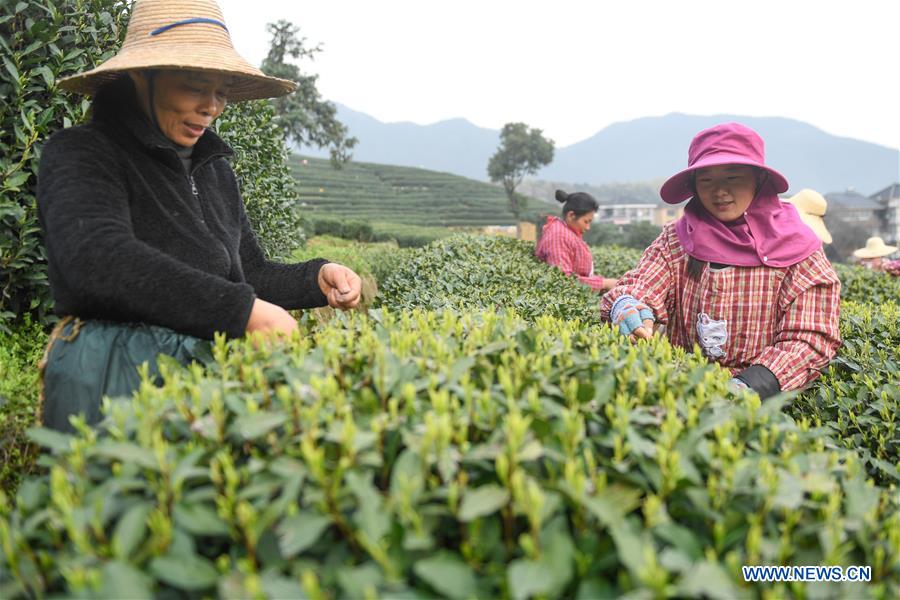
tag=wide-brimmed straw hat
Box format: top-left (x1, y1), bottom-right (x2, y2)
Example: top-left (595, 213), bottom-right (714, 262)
top-left (853, 237), bottom-right (899, 259)
top-left (783, 189), bottom-right (832, 244)
top-left (660, 122), bottom-right (789, 204)
top-left (59, 0), bottom-right (296, 101)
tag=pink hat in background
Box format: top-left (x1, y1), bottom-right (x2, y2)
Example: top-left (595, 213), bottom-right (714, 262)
top-left (660, 122), bottom-right (789, 204)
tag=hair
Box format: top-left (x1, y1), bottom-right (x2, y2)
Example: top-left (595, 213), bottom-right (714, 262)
top-left (91, 74), bottom-right (142, 119)
top-left (555, 189), bottom-right (599, 219)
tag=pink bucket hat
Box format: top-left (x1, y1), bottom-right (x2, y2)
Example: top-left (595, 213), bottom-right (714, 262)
top-left (660, 122), bottom-right (789, 204)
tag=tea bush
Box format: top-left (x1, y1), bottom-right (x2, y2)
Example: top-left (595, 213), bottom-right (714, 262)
top-left (291, 236), bottom-right (413, 313)
top-left (794, 300), bottom-right (899, 485)
top-left (832, 264), bottom-right (900, 305)
top-left (0, 317), bottom-right (47, 492)
top-left (583, 221), bottom-right (662, 251)
top-left (591, 244), bottom-right (643, 279)
top-left (216, 100), bottom-right (307, 260)
top-left (371, 221), bottom-right (455, 248)
top-left (308, 216), bottom-right (374, 243)
top-left (0, 0), bottom-right (131, 329)
top-left (305, 219), bottom-right (455, 248)
top-left (378, 235), bottom-right (601, 323)
top-left (2, 309), bottom-right (897, 598)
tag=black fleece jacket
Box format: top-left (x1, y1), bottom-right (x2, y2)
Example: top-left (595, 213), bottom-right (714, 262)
top-left (37, 77), bottom-right (328, 339)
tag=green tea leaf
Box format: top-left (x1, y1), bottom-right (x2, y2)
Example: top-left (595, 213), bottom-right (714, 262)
top-left (610, 521), bottom-right (648, 577)
top-left (677, 560), bottom-right (740, 600)
top-left (508, 557), bottom-right (556, 600)
top-left (336, 562), bottom-right (383, 599)
top-left (458, 484), bottom-right (509, 522)
top-left (232, 412), bottom-right (287, 440)
top-left (277, 512), bottom-right (332, 558)
top-left (260, 571), bottom-right (307, 600)
top-left (26, 427), bottom-right (73, 453)
top-left (346, 471), bottom-right (391, 542)
top-left (100, 561), bottom-right (153, 600)
top-left (113, 502), bottom-right (152, 559)
top-left (34, 65), bottom-right (54, 87)
top-left (773, 471), bottom-right (804, 510)
top-left (654, 523), bottom-right (703, 560)
top-left (414, 551), bottom-right (479, 600)
top-left (90, 442), bottom-right (159, 471)
top-left (173, 502), bottom-right (229, 536)
top-left (149, 553), bottom-right (218, 591)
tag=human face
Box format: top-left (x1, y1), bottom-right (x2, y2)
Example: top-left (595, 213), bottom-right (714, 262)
top-left (132, 70), bottom-right (230, 147)
top-left (693, 164), bottom-right (759, 222)
top-left (860, 257), bottom-right (884, 270)
top-left (565, 210), bottom-right (595, 235)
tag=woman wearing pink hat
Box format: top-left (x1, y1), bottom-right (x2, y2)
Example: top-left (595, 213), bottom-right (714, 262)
top-left (600, 123), bottom-right (841, 398)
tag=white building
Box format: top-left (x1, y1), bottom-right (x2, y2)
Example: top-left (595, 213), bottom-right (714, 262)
top-left (871, 183), bottom-right (900, 244)
top-left (595, 203), bottom-right (683, 226)
top-left (595, 204), bottom-right (656, 225)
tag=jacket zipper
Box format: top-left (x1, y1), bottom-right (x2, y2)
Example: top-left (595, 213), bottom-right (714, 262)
top-left (188, 170), bottom-right (232, 271)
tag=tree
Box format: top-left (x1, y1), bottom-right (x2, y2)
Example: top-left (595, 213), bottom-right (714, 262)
top-left (260, 21), bottom-right (357, 166)
top-left (488, 123), bottom-right (554, 221)
top-left (1, 0), bottom-right (132, 329)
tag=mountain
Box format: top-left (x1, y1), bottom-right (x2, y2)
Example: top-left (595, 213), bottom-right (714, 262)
top-left (542, 114), bottom-right (899, 197)
top-left (298, 104), bottom-right (499, 181)
top-left (301, 107), bottom-right (899, 197)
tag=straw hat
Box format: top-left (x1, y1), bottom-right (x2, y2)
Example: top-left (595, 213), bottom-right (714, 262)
top-left (853, 237), bottom-right (899, 259)
top-left (782, 189), bottom-right (832, 244)
top-left (59, 0), bottom-right (296, 101)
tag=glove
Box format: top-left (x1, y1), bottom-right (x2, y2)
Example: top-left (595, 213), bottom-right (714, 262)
top-left (728, 377), bottom-right (750, 393)
top-left (610, 294), bottom-right (654, 336)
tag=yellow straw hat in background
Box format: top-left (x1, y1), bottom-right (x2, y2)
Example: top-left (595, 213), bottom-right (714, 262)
top-left (853, 237), bottom-right (899, 259)
top-left (782, 189), bottom-right (832, 244)
top-left (59, 0), bottom-right (296, 101)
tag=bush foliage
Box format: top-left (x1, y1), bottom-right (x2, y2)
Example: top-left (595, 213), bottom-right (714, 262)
top-left (591, 244), bottom-right (644, 279)
top-left (292, 236), bottom-right (412, 285)
top-left (307, 217), bottom-right (374, 243)
top-left (2, 227), bottom-right (900, 597)
top-left (0, 0), bottom-right (130, 329)
top-left (832, 264), bottom-right (900, 305)
top-left (308, 217), bottom-right (455, 249)
top-left (793, 300), bottom-right (899, 485)
top-left (3, 309), bottom-right (898, 598)
top-left (583, 221), bottom-right (662, 251)
top-left (0, 317), bottom-right (47, 492)
top-left (378, 235), bottom-right (601, 323)
top-left (292, 154), bottom-right (522, 228)
top-left (216, 100), bottom-right (306, 259)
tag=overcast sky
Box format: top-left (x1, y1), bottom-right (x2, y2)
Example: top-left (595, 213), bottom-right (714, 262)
top-left (217, 0), bottom-right (899, 151)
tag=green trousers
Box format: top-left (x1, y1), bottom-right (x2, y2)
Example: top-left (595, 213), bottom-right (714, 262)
top-left (41, 318), bottom-right (212, 433)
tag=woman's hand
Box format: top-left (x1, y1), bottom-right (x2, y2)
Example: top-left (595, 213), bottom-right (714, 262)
top-left (245, 298), bottom-right (298, 337)
top-left (318, 263), bottom-right (362, 310)
top-left (601, 277), bottom-right (618, 291)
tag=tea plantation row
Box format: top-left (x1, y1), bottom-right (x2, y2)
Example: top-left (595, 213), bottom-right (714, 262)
top-left (0, 235), bottom-right (897, 598)
top-left (291, 155), bottom-right (540, 227)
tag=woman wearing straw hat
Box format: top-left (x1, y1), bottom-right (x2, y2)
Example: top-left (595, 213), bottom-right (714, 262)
top-left (600, 123), bottom-right (841, 399)
top-left (36, 0), bottom-right (362, 431)
top-left (853, 237), bottom-right (899, 274)
top-left (782, 189), bottom-right (832, 244)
